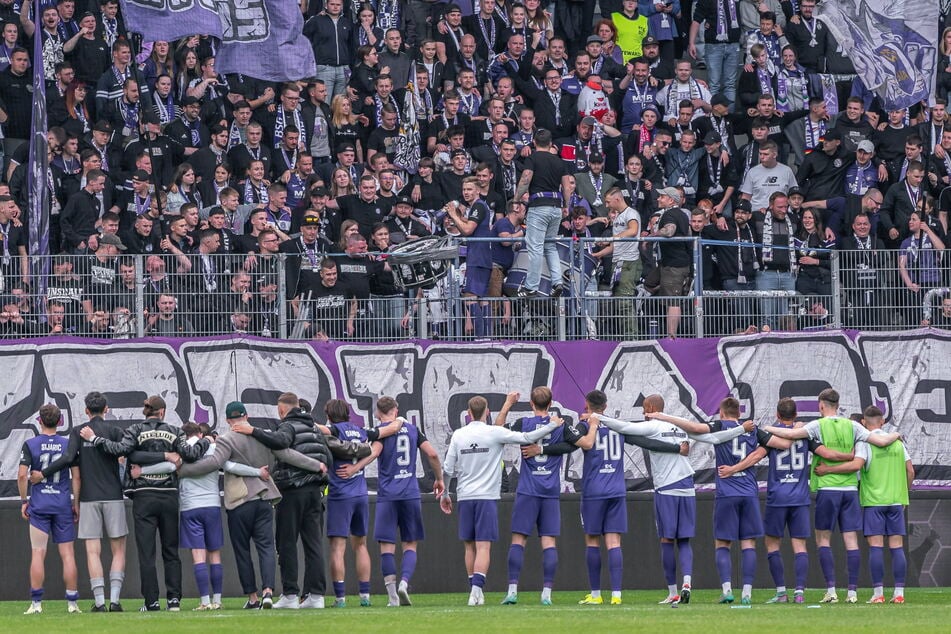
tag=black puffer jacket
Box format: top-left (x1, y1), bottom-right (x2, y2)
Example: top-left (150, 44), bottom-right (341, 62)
top-left (250, 408), bottom-right (332, 490)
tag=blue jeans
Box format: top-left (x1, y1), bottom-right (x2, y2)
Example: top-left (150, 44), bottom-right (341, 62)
top-left (756, 269), bottom-right (796, 329)
top-left (315, 65), bottom-right (348, 99)
top-left (704, 43), bottom-right (740, 107)
top-left (524, 205), bottom-right (563, 292)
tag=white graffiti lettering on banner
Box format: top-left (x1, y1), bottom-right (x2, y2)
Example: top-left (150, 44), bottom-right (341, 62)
top-left (214, 0), bottom-right (270, 43)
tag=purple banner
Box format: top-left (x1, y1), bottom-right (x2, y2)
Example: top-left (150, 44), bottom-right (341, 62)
top-left (27, 0), bottom-right (50, 309)
top-left (0, 330), bottom-right (947, 498)
top-left (118, 0), bottom-right (222, 42)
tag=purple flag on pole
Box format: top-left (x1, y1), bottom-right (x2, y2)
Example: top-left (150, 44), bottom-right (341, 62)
top-left (214, 0), bottom-right (316, 82)
top-left (28, 0), bottom-right (50, 301)
top-left (118, 0), bottom-right (222, 42)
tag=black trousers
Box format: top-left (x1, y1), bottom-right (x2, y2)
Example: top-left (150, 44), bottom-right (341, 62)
top-left (132, 490), bottom-right (181, 604)
top-left (227, 498), bottom-right (276, 595)
top-left (275, 484), bottom-right (327, 596)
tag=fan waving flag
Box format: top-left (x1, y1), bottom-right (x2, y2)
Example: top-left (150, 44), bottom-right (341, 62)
top-left (27, 0), bottom-right (50, 298)
top-left (817, 0), bottom-right (938, 110)
top-left (119, 0), bottom-right (315, 82)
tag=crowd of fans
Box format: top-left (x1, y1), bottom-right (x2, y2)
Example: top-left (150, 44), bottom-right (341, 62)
top-left (1, 0), bottom-right (951, 341)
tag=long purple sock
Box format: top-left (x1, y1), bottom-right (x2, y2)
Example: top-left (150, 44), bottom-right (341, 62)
top-left (661, 542), bottom-right (676, 585)
top-left (333, 581), bottom-right (345, 599)
top-left (846, 549), bottom-right (860, 591)
top-left (869, 546), bottom-right (884, 588)
top-left (742, 548), bottom-right (757, 586)
top-left (358, 581), bottom-right (370, 595)
top-left (677, 538), bottom-right (693, 576)
top-left (193, 562), bottom-right (210, 598)
top-left (30, 588), bottom-right (43, 602)
top-left (471, 572), bottom-right (485, 588)
top-left (401, 549), bottom-right (418, 584)
top-left (381, 552), bottom-right (396, 577)
top-left (542, 547), bottom-right (558, 587)
top-left (716, 547), bottom-right (732, 584)
top-left (608, 547), bottom-right (623, 593)
top-left (891, 547), bottom-right (907, 587)
top-left (507, 544), bottom-right (525, 584)
top-left (209, 563), bottom-right (224, 596)
top-left (767, 551), bottom-right (784, 588)
top-left (794, 552), bottom-right (809, 591)
top-left (818, 546), bottom-right (835, 588)
top-left (586, 546), bottom-right (601, 591)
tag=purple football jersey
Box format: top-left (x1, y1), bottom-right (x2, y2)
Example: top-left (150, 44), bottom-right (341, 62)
top-left (21, 434), bottom-right (72, 514)
top-left (710, 420), bottom-right (759, 497)
top-left (328, 422), bottom-right (369, 500)
top-left (575, 422), bottom-right (626, 500)
top-left (764, 435), bottom-right (810, 507)
top-left (513, 415), bottom-right (565, 499)
top-left (377, 421), bottom-right (425, 500)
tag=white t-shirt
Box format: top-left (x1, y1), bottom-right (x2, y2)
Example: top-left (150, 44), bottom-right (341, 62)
top-left (740, 163), bottom-right (798, 210)
top-left (612, 206), bottom-right (640, 262)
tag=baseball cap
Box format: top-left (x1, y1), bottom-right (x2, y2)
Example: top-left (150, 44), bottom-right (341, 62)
top-left (98, 233), bottom-right (127, 250)
top-left (857, 140), bottom-right (875, 153)
top-left (225, 401), bottom-right (247, 419)
top-left (450, 148), bottom-right (467, 158)
top-left (301, 214), bottom-right (322, 226)
top-left (735, 199), bottom-right (753, 213)
top-left (787, 186), bottom-right (804, 199)
top-left (657, 187), bottom-right (683, 205)
top-left (642, 35), bottom-right (659, 47)
top-left (445, 3), bottom-right (462, 14)
top-left (93, 120), bottom-right (112, 133)
top-left (588, 153), bottom-right (605, 163)
top-left (822, 128), bottom-right (843, 141)
top-left (703, 130), bottom-right (722, 145)
top-left (580, 115), bottom-right (597, 126)
top-left (394, 195), bottom-right (414, 207)
top-left (586, 35), bottom-right (604, 45)
top-left (336, 142), bottom-right (356, 154)
top-left (711, 94), bottom-right (732, 107)
top-left (132, 169), bottom-right (150, 182)
top-left (309, 186), bottom-right (329, 198)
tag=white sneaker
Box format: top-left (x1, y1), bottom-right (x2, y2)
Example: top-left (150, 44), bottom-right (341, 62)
top-left (273, 594), bottom-right (300, 609)
top-left (24, 603), bottom-right (42, 615)
top-left (397, 581), bottom-right (412, 606)
top-left (67, 603), bottom-right (82, 614)
top-left (299, 594), bottom-right (325, 609)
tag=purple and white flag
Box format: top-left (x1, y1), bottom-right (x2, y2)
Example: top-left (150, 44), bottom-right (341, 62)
top-left (27, 0), bottom-right (50, 298)
top-left (118, 0), bottom-right (222, 42)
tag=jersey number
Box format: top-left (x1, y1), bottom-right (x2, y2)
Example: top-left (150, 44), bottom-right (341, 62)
top-left (395, 434), bottom-right (412, 467)
top-left (731, 438), bottom-right (748, 462)
top-left (596, 431), bottom-right (622, 462)
top-left (775, 443), bottom-right (805, 472)
top-left (38, 453), bottom-right (62, 484)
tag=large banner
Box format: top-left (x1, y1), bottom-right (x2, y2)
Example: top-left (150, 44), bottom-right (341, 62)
top-left (817, 0), bottom-right (938, 109)
top-left (119, 0), bottom-right (316, 82)
top-left (1, 330), bottom-right (950, 497)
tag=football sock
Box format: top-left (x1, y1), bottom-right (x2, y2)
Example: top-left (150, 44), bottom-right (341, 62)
top-left (507, 544), bottom-right (525, 585)
top-left (715, 547), bottom-right (732, 587)
top-left (818, 546), bottom-right (835, 587)
top-left (401, 549), bottom-right (418, 584)
top-left (31, 588), bottom-right (43, 603)
top-left (194, 563), bottom-right (210, 601)
top-left (661, 542), bottom-right (676, 586)
top-left (767, 550), bottom-right (784, 588)
top-left (741, 548), bottom-right (756, 587)
top-left (91, 577), bottom-right (105, 607)
top-left (667, 584), bottom-right (678, 597)
top-left (333, 581), bottom-right (345, 599)
top-left (742, 584), bottom-right (752, 598)
top-left (608, 547), bottom-right (623, 593)
top-left (542, 547), bottom-right (557, 587)
top-left (586, 546), bottom-right (601, 592)
top-left (471, 572), bottom-right (486, 589)
top-left (209, 564), bottom-right (223, 599)
top-left (541, 587), bottom-right (552, 601)
top-left (891, 547), bottom-right (907, 588)
top-left (66, 590), bottom-right (79, 604)
top-left (683, 574), bottom-right (692, 588)
top-left (794, 552), bottom-right (808, 591)
top-left (358, 581), bottom-right (370, 598)
top-left (677, 539), bottom-right (693, 577)
top-left (109, 571), bottom-right (125, 605)
top-left (381, 553), bottom-right (397, 578)
top-left (846, 549), bottom-right (860, 591)
top-left (870, 546), bottom-right (885, 589)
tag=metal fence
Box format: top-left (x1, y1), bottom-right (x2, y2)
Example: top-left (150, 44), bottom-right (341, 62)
top-left (1, 241), bottom-right (947, 340)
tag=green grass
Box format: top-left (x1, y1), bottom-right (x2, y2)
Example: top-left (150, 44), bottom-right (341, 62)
top-left (3, 589), bottom-right (950, 633)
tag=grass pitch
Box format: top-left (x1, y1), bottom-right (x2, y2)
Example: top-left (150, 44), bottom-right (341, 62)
top-left (2, 588), bottom-right (949, 633)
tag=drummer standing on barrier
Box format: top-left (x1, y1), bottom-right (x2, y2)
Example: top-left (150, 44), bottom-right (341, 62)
top-left (514, 129), bottom-right (573, 298)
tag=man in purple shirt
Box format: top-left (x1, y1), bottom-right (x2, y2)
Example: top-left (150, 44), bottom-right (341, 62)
top-left (345, 396), bottom-right (444, 607)
top-left (17, 404), bottom-right (81, 615)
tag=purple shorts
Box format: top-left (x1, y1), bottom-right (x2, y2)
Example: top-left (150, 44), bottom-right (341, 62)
top-left (458, 499), bottom-right (499, 542)
top-left (30, 509), bottom-right (76, 544)
top-left (374, 498), bottom-right (425, 543)
top-left (464, 266), bottom-right (492, 296)
top-left (763, 504), bottom-right (811, 539)
top-left (714, 496), bottom-right (764, 541)
top-left (863, 505), bottom-right (906, 537)
top-left (654, 493), bottom-right (696, 539)
top-left (581, 496), bottom-right (627, 536)
top-left (510, 494), bottom-right (561, 537)
top-left (327, 496), bottom-right (369, 538)
top-left (179, 507), bottom-right (224, 551)
top-left (814, 490), bottom-right (862, 533)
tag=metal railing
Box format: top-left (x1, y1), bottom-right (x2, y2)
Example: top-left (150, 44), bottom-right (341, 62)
top-left (2, 241), bottom-right (947, 340)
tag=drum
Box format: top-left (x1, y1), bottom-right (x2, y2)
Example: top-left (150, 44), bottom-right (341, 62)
top-left (388, 236), bottom-right (460, 290)
top-left (503, 243), bottom-right (597, 297)
top-left (503, 249), bottom-right (553, 296)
